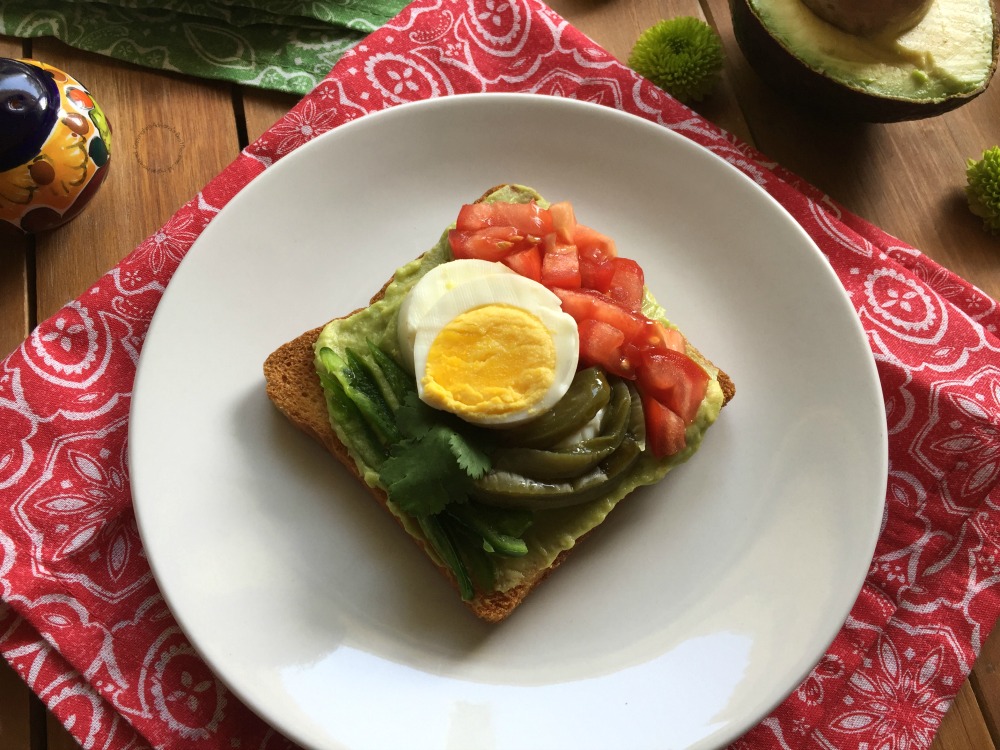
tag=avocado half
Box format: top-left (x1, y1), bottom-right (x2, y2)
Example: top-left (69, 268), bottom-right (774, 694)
top-left (730, 0), bottom-right (999, 121)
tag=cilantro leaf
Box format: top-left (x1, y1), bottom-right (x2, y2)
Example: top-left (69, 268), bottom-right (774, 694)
top-left (448, 430), bottom-right (490, 480)
top-left (379, 425), bottom-right (487, 517)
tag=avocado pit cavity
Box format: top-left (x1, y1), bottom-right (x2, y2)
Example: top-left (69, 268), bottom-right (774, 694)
top-left (800, 0), bottom-right (933, 36)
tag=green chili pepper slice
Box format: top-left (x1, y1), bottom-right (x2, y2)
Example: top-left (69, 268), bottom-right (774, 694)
top-left (472, 436), bottom-right (643, 510)
top-left (490, 378), bottom-right (632, 480)
top-left (495, 367), bottom-right (611, 449)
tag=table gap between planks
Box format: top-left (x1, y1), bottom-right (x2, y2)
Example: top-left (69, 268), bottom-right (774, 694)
top-left (1, 0), bottom-right (999, 747)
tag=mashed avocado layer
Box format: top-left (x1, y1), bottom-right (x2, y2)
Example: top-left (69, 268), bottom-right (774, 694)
top-left (750, 0), bottom-right (995, 100)
top-left (315, 185), bottom-right (725, 593)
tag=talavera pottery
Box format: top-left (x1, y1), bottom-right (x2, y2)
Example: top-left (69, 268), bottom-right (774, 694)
top-left (0, 58), bottom-right (112, 234)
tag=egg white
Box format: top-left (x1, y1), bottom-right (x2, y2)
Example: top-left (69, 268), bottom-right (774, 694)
top-left (404, 268), bottom-right (580, 427)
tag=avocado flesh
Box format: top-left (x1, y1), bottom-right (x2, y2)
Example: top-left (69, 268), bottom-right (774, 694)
top-left (736, 0), bottom-right (997, 119)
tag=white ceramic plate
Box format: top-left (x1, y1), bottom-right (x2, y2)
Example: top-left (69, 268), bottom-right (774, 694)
top-left (130, 94), bottom-right (887, 750)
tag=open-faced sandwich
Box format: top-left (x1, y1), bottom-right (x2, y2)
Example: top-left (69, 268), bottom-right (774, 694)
top-left (263, 184), bottom-right (735, 623)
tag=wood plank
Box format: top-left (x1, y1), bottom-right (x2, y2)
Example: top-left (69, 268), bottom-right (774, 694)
top-left (0, 658), bottom-right (31, 750)
top-left (0, 231), bottom-right (30, 358)
top-left (46, 714), bottom-right (82, 750)
top-left (931, 678), bottom-right (998, 750)
top-left (241, 88), bottom-right (300, 146)
top-left (26, 39), bottom-right (242, 323)
top-left (971, 625), bottom-right (1000, 741)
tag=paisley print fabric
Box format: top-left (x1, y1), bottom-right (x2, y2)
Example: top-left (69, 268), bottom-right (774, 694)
top-left (2, 1), bottom-right (1000, 748)
top-left (0, 0), bottom-right (408, 94)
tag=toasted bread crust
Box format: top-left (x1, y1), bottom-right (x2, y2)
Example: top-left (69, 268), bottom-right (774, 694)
top-left (263, 188), bottom-right (735, 623)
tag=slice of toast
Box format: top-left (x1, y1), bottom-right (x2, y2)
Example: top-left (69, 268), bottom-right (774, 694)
top-left (263, 188), bottom-right (734, 623)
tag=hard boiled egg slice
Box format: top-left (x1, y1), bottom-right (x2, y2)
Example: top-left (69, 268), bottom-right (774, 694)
top-left (409, 272), bottom-right (580, 427)
top-left (397, 258), bottom-right (516, 373)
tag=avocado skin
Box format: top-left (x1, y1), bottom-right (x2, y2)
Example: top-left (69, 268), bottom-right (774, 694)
top-left (729, 0), bottom-right (999, 122)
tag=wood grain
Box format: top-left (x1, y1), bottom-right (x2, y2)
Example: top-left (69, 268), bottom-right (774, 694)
top-left (1, 0), bottom-right (999, 745)
top-left (0, 658), bottom-right (31, 750)
top-left (934, 680), bottom-right (998, 750)
top-left (973, 625), bottom-right (1000, 742)
top-left (241, 88), bottom-right (301, 146)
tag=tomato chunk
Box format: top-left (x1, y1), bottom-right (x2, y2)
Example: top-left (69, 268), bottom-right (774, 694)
top-left (551, 287), bottom-right (646, 340)
top-left (550, 201), bottom-right (577, 244)
top-left (639, 319), bottom-right (686, 353)
top-left (502, 245), bottom-right (542, 282)
top-left (578, 319), bottom-right (633, 378)
top-left (449, 226), bottom-right (529, 261)
top-left (607, 258), bottom-right (645, 313)
top-left (541, 240), bottom-right (581, 289)
top-left (579, 255), bottom-right (615, 292)
top-left (636, 349), bottom-right (709, 424)
top-left (455, 201), bottom-right (553, 236)
top-left (643, 396), bottom-right (687, 458)
top-left (574, 225), bottom-right (617, 264)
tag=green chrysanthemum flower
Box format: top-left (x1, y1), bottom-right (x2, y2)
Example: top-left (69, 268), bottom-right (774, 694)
top-left (966, 146), bottom-right (1000, 235)
top-left (628, 17), bottom-right (724, 104)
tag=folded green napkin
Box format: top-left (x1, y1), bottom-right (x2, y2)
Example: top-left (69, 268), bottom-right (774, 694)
top-left (0, 0), bottom-right (406, 94)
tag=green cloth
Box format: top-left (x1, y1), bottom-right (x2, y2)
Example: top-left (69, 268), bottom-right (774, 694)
top-left (0, 0), bottom-right (406, 94)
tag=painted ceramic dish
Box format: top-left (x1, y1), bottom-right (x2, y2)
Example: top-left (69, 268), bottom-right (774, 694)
top-left (0, 58), bottom-right (112, 234)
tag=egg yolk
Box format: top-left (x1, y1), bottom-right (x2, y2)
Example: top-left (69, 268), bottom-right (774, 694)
top-left (421, 304), bottom-right (556, 419)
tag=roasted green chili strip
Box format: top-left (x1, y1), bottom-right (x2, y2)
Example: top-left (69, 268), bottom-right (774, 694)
top-left (491, 379), bottom-right (632, 480)
top-left (626, 381), bottom-right (646, 451)
top-left (447, 503), bottom-right (529, 557)
top-left (367, 338), bottom-right (415, 408)
top-left (496, 367), bottom-right (611, 449)
top-left (472, 436), bottom-right (643, 510)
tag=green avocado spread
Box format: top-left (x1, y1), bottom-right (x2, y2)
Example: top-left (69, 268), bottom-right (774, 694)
top-left (315, 185), bottom-right (725, 593)
top-left (751, 0), bottom-right (996, 100)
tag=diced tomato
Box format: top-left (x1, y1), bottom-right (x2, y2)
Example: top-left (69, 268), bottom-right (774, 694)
top-left (551, 287), bottom-right (646, 340)
top-left (549, 201), bottom-right (577, 244)
top-left (636, 319), bottom-right (686, 353)
top-left (578, 319), bottom-right (633, 378)
top-left (449, 226), bottom-right (529, 261)
top-left (636, 349), bottom-right (709, 424)
top-left (642, 395), bottom-right (688, 458)
top-left (540, 239), bottom-right (581, 289)
top-left (574, 224), bottom-right (617, 264)
top-left (607, 258), bottom-right (645, 313)
top-left (502, 245), bottom-right (543, 282)
top-left (579, 255), bottom-right (615, 292)
top-left (455, 201), bottom-right (553, 237)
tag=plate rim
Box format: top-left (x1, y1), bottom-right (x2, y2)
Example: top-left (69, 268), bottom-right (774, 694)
top-left (129, 92), bottom-right (889, 750)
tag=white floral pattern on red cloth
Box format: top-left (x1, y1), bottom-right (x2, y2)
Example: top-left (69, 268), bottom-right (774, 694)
top-left (2, 1), bottom-right (1000, 748)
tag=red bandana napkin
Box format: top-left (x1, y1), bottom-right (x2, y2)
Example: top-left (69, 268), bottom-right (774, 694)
top-left (2, 1), bottom-right (999, 748)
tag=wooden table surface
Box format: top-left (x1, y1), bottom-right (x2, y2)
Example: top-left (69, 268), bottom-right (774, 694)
top-left (1, 1), bottom-right (998, 748)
